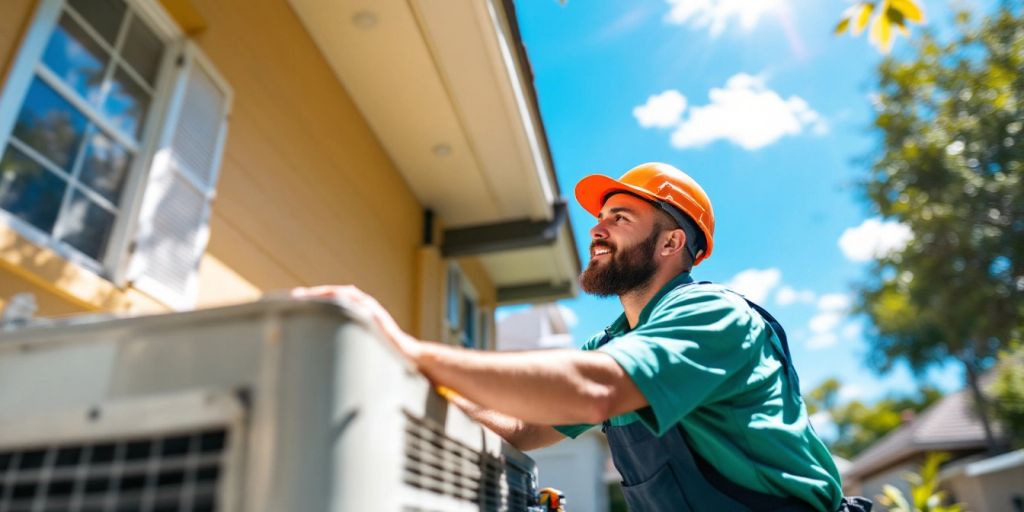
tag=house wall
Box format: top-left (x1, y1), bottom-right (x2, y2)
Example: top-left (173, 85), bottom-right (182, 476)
top-left (526, 430), bottom-right (610, 512)
top-left (945, 464), bottom-right (1024, 512)
top-left (0, 0), bottom-right (452, 337)
top-left (855, 458), bottom-right (921, 507)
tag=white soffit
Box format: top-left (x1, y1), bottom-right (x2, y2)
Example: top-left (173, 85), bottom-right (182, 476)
top-left (286, 0), bottom-right (557, 227)
top-left (479, 223), bottom-right (579, 293)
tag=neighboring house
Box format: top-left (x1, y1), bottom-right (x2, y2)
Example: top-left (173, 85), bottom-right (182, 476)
top-left (497, 304), bottom-right (611, 512)
top-left (941, 449), bottom-right (1024, 512)
top-left (0, 0), bottom-right (581, 347)
top-left (842, 385), bottom-right (1022, 511)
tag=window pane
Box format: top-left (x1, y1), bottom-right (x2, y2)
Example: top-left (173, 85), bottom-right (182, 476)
top-left (67, 0), bottom-right (126, 46)
top-left (12, 78), bottom-right (88, 172)
top-left (42, 13), bottom-right (110, 105)
top-left (447, 269), bottom-right (461, 328)
top-left (103, 66), bottom-right (150, 140)
top-left (79, 130), bottom-right (131, 205)
top-left (0, 146), bottom-right (68, 234)
top-left (58, 189), bottom-right (116, 260)
top-left (462, 297), bottom-right (476, 348)
top-left (121, 15), bottom-right (164, 86)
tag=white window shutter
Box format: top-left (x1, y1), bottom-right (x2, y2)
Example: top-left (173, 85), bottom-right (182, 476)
top-left (127, 43), bottom-right (232, 310)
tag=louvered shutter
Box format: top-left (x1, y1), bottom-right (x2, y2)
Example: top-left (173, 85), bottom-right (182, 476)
top-left (127, 44), bottom-right (232, 310)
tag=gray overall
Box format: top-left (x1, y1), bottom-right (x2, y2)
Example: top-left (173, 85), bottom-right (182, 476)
top-left (598, 282), bottom-right (871, 512)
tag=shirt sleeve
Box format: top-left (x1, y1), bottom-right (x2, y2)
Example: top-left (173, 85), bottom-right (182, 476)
top-left (598, 287), bottom-right (761, 436)
top-left (553, 423), bottom-right (595, 439)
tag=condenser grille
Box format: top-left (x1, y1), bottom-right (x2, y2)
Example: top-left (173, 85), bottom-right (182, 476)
top-left (0, 428), bottom-right (228, 512)
top-left (503, 457), bottom-right (533, 511)
top-left (403, 413), bottom-right (481, 503)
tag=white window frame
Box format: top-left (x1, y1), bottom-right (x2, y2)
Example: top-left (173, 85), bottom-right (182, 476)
top-left (445, 263), bottom-right (483, 349)
top-left (0, 0), bottom-right (187, 283)
top-left (477, 305), bottom-right (492, 351)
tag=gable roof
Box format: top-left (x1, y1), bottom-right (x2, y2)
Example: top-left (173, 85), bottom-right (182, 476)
top-left (843, 387), bottom-right (1005, 480)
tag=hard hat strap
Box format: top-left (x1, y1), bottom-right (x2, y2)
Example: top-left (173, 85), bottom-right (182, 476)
top-left (653, 200), bottom-right (706, 262)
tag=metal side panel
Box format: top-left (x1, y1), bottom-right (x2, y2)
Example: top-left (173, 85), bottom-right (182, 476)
top-left (0, 389), bottom-right (247, 512)
top-left (0, 299), bottom-right (542, 511)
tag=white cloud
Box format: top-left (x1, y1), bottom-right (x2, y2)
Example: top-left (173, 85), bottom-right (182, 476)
top-left (817, 293), bottom-right (852, 312)
top-left (776, 286), bottom-right (816, 306)
top-left (807, 331), bottom-right (839, 350)
top-left (841, 322), bottom-right (862, 340)
top-left (809, 311), bottom-right (843, 334)
top-left (556, 304), bottom-right (579, 328)
top-left (809, 410), bottom-right (834, 433)
top-left (726, 267), bottom-right (782, 303)
top-left (839, 383), bottom-right (863, 401)
top-left (633, 90), bottom-right (688, 128)
top-left (839, 217), bottom-right (914, 263)
top-left (664, 0), bottom-right (783, 37)
top-left (668, 74), bottom-right (827, 150)
top-left (805, 293), bottom-right (855, 350)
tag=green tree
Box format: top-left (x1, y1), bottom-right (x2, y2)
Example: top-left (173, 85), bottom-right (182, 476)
top-left (804, 379), bottom-right (942, 459)
top-left (856, 5), bottom-right (1024, 452)
top-left (830, 387), bottom-right (942, 458)
top-left (805, 377), bottom-right (841, 416)
top-left (990, 345), bottom-right (1024, 447)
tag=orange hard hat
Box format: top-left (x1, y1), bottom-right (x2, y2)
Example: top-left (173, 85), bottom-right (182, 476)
top-left (575, 162), bottom-right (715, 266)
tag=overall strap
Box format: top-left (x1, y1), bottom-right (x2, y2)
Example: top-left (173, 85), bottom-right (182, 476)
top-left (741, 296), bottom-right (801, 389)
top-left (691, 280), bottom-right (801, 389)
top-left (595, 279), bottom-right (800, 385)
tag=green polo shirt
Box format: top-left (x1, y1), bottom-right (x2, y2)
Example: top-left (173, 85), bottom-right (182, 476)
top-left (556, 273), bottom-right (842, 511)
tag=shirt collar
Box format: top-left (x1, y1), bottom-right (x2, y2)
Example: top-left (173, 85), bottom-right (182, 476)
top-left (605, 272), bottom-right (694, 336)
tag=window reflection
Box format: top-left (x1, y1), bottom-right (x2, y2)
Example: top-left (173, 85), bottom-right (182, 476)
top-left (0, 147), bottom-right (67, 234)
top-left (67, 0), bottom-right (126, 46)
top-left (42, 13), bottom-right (110, 106)
top-left (122, 15), bottom-right (163, 86)
top-left (463, 296), bottom-right (477, 349)
top-left (104, 66), bottom-right (150, 140)
top-left (79, 129), bottom-right (131, 205)
top-left (0, 0), bottom-right (166, 268)
top-left (58, 189), bottom-right (115, 260)
top-left (13, 78), bottom-right (87, 172)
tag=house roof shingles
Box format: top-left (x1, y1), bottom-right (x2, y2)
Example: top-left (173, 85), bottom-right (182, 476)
top-left (843, 388), bottom-right (1004, 480)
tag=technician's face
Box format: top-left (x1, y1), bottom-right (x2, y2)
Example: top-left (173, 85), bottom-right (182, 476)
top-left (579, 194), bottom-right (662, 297)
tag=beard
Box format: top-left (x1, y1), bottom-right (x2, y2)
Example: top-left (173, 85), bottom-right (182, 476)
top-left (579, 229), bottom-right (660, 297)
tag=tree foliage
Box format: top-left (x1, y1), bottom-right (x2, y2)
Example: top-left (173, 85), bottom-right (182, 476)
top-left (835, 0), bottom-right (927, 53)
top-left (856, 6), bottom-right (1023, 445)
top-left (804, 379), bottom-right (942, 459)
top-left (991, 345), bottom-right (1024, 447)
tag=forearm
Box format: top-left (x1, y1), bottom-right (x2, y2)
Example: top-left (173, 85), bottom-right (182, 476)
top-left (415, 343), bottom-right (632, 425)
top-left (446, 393), bottom-right (565, 451)
top-left (288, 286), bottom-right (640, 426)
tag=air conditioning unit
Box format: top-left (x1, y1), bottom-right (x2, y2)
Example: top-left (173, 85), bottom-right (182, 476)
top-left (0, 299), bottom-right (542, 512)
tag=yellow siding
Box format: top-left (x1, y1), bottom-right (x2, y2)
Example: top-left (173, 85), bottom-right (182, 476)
top-left (0, 0), bottom-right (36, 81)
top-left (0, 0), bottom-right (432, 331)
top-left (0, 228), bottom-right (164, 314)
top-left (457, 257), bottom-right (497, 309)
top-left (186, 0), bottom-right (425, 330)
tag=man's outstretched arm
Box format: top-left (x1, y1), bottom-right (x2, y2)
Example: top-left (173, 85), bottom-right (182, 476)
top-left (292, 285), bottom-right (648, 427)
top-left (444, 392), bottom-right (566, 451)
top-left (416, 342), bottom-right (645, 426)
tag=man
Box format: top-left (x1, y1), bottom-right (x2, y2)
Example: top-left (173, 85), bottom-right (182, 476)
top-left (294, 162), bottom-right (852, 511)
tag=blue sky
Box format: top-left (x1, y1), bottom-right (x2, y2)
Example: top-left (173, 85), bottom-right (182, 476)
top-left (507, 0), bottom-right (970, 408)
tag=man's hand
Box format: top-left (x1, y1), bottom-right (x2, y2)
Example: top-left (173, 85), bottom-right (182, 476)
top-left (290, 285), bottom-right (647, 426)
top-left (290, 285), bottom-right (423, 365)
